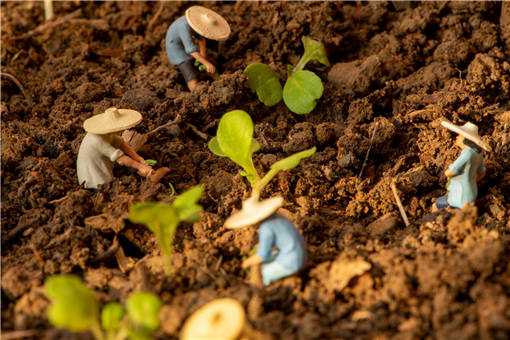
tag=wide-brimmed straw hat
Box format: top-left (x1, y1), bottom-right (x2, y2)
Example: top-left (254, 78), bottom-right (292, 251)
top-left (225, 195), bottom-right (283, 229)
top-left (441, 120), bottom-right (490, 151)
top-left (180, 298), bottom-right (245, 340)
top-left (185, 6), bottom-right (230, 41)
top-left (83, 107), bottom-right (142, 134)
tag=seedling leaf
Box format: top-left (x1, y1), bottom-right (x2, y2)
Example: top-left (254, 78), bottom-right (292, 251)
top-left (283, 70), bottom-right (323, 114)
top-left (270, 147), bottom-right (316, 171)
top-left (294, 36), bottom-right (330, 72)
top-left (101, 302), bottom-right (124, 332)
top-left (244, 63), bottom-right (283, 106)
top-left (126, 292), bottom-right (162, 332)
top-left (172, 185), bottom-right (203, 222)
top-left (44, 275), bottom-right (100, 332)
top-left (145, 159), bottom-right (157, 166)
top-left (207, 137), bottom-right (226, 157)
top-left (216, 110), bottom-right (260, 183)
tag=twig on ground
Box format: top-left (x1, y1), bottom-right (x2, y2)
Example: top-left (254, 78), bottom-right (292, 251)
top-left (147, 115), bottom-right (182, 137)
top-left (0, 72), bottom-right (32, 105)
top-left (13, 10), bottom-right (81, 40)
top-left (147, 1), bottom-right (164, 30)
top-left (187, 123), bottom-right (208, 140)
top-left (92, 237), bottom-right (120, 263)
top-left (358, 123), bottom-right (378, 178)
top-left (390, 179), bottom-right (410, 227)
top-left (1, 329), bottom-right (40, 340)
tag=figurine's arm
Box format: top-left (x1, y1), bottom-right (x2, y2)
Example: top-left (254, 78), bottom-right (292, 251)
top-left (117, 155), bottom-right (153, 177)
top-left (191, 52), bottom-right (216, 74)
top-left (476, 163), bottom-right (486, 181)
top-left (445, 149), bottom-right (470, 178)
top-left (119, 139), bottom-right (145, 164)
top-left (242, 254), bottom-right (262, 268)
top-left (198, 38), bottom-right (207, 58)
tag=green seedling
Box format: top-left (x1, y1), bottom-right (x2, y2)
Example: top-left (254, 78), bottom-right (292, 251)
top-left (44, 275), bottom-right (162, 340)
top-left (194, 60), bottom-right (206, 72)
top-left (129, 185), bottom-right (203, 275)
top-left (244, 36), bottom-right (329, 115)
top-left (208, 110), bottom-right (316, 196)
top-left (145, 159), bottom-right (157, 166)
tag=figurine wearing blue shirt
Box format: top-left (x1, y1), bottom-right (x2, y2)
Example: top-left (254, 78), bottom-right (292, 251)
top-left (433, 120), bottom-right (490, 211)
top-left (165, 6), bottom-right (230, 91)
top-left (225, 196), bottom-right (306, 287)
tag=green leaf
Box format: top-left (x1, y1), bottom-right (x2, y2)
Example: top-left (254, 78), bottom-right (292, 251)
top-left (145, 159), bottom-right (157, 166)
top-left (44, 275), bottom-right (100, 332)
top-left (244, 63), bottom-right (282, 106)
top-left (207, 137), bottom-right (226, 157)
top-left (216, 110), bottom-right (259, 183)
top-left (294, 36), bottom-right (330, 72)
top-left (129, 202), bottom-right (178, 274)
top-left (126, 292), bottom-right (162, 332)
top-left (283, 70), bottom-right (324, 115)
top-left (101, 302), bottom-right (124, 332)
top-left (270, 147), bottom-right (316, 171)
top-left (172, 185), bottom-right (203, 222)
top-left (251, 140), bottom-right (261, 153)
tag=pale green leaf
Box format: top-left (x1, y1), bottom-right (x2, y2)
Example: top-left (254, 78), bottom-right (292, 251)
top-left (101, 302), bottom-right (124, 332)
top-left (172, 185), bottom-right (203, 222)
top-left (251, 140), bottom-right (261, 153)
top-left (244, 63), bottom-right (282, 106)
top-left (294, 36), bottom-right (330, 72)
top-left (283, 70), bottom-right (324, 114)
top-left (44, 275), bottom-right (100, 332)
top-left (126, 292), bottom-right (162, 332)
top-left (207, 137), bottom-right (226, 157)
top-left (216, 110), bottom-right (259, 181)
top-left (270, 147), bottom-right (316, 171)
top-left (145, 159), bottom-right (157, 166)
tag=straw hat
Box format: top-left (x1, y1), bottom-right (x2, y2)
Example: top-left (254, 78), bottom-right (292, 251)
top-left (185, 6), bottom-right (230, 41)
top-left (224, 195), bottom-right (283, 229)
top-left (441, 120), bottom-right (490, 151)
top-left (83, 107), bottom-right (142, 134)
top-left (180, 298), bottom-right (245, 340)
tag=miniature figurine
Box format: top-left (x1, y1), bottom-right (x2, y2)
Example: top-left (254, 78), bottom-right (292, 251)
top-left (225, 196), bottom-right (306, 287)
top-left (77, 107), bottom-right (169, 189)
top-left (432, 120), bottom-right (489, 211)
top-left (165, 6), bottom-right (230, 91)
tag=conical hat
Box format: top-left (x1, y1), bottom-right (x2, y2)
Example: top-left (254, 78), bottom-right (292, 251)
top-left (185, 6), bottom-right (230, 41)
top-left (441, 120), bottom-right (490, 151)
top-left (180, 298), bottom-right (245, 340)
top-left (224, 196), bottom-right (283, 229)
top-left (83, 107), bottom-right (142, 134)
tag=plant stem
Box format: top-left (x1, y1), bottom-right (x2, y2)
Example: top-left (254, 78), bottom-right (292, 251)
top-left (293, 56), bottom-right (308, 74)
top-left (253, 169), bottom-right (278, 197)
top-left (90, 322), bottom-right (105, 340)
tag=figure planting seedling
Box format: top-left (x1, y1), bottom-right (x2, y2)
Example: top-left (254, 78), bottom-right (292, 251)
top-left (77, 107), bottom-right (169, 189)
top-left (225, 195), bottom-right (306, 287)
top-left (165, 6), bottom-right (230, 91)
top-left (432, 120), bottom-right (489, 211)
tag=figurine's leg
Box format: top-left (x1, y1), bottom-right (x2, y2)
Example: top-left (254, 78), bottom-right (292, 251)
top-left (178, 60), bottom-right (199, 92)
top-left (432, 195), bottom-right (449, 212)
top-left (260, 261), bottom-right (296, 286)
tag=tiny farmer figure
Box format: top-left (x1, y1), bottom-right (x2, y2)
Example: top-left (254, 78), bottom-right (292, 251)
top-left (225, 196), bottom-right (306, 287)
top-left (77, 107), bottom-right (169, 189)
top-left (432, 120), bottom-right (490, 211)
top-left (165, 6), bottom-right (230, 91)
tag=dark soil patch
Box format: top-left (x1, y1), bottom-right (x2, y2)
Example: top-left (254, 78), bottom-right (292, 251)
top-left (2, 1), bottom-right (510, 339)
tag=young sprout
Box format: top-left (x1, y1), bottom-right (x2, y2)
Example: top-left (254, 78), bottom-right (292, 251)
top-left (44, 275), bottom-right (162, 340)
top-left (145, 159), bottom-right (157, 166)
top-left (208, 110), bottom-right (315, 196)
top-left (129, 185), bottom-right (203, 275)
top-left (244, 36), bottom-right (329, 115)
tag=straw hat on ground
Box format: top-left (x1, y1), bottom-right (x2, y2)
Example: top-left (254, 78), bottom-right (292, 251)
top-left (225, 195), bottom-right (283, 229)
top-left (180, 298), bottom-right (245, 340)
top-left (185, 6), bottom-right (230, 41)
top-left (441, 120), bottom-right (490, 151)
top-left (83, 107), bottom-right (142, 134)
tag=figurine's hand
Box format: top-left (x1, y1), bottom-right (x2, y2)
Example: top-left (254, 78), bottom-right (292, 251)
top-left (204, 61), bottom-right (216, 74)
top-left (138, 164), bottom-right (153, 177)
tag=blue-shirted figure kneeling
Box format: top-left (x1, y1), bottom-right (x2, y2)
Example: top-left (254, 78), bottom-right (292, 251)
top-left (225, 196), bottom-right (306, 287)
top-left (165, 6), bottom-right (230, 91)
top-left (433, 120), bottom-right (490, 211)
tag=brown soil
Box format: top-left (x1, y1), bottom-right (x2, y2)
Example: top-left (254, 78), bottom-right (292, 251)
top-left (2, 1), bottom-right (510, 339)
